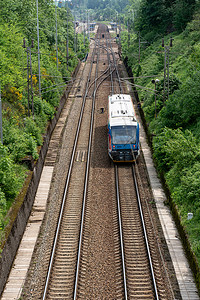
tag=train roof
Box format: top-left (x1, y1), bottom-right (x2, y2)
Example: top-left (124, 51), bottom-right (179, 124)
top-left (108, 94), bottom-right (137, 127)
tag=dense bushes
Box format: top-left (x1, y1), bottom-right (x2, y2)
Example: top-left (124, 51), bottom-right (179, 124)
top-left (153, 128), bottom-right (200, 261)
top-left (0, 0), bottom-right (89, 232)
top-left (121, 11), bottom-right (200, 264)
top-left (151, 72), bottom-right (200, 133)
top-left (132, 0), bottom-right (196, 41)
top-left (0, 143), bottom-right (26, 231)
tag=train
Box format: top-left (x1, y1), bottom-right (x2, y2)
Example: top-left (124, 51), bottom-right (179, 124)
top-left (108, 94), bottom-right (139, 163)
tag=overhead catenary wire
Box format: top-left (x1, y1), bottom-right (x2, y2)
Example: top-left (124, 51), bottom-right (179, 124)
top-left (34, 81), bottom-right (75, 95)
top-left (13, 74), bottom-right (74, 95)
top-left (121, 75), bottom-right (162, 79)
top-left (34, 73), bottom-right (73, 80)
top-left (120, 78), bottom-right (162, 94)
top-left (39, 84), bottom-right (68, 95)
top-left (37, 83), bottom-right (67, 93)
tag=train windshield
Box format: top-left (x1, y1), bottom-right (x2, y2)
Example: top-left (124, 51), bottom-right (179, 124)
top-left (111, 125), bottom-right (137, 144)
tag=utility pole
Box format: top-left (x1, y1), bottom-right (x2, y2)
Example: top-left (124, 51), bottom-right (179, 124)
top-left (55, 1), bottom-right (59, 70)
top-left (66, 2), bottom-right (69, 70)
top-left (162, 37), bottom-right (173, 102)
top-left (74, 12), bottom-right (76, 53)
top-left (23, 38), bottom-right (34, 118)
top-left (87, 10), bottom-right (90, 40)
top-left (116, 12), bottom-right (118, 36)
top-left (0, 82), bottom-right (3, 144)
top-left (138, 31), bottom-right (141, 64)
top-left (152, 79), bottom-right (160, 118)
top-left (119, 19), bottom-right (121, 48)
top-left (138, 33), bottom-right (149, 65)
top-left (29, 44), bottom-right (34, 118)
top-left (83, 21), bottom-right (85, 47)
top-left (36, 0), bottom-right (41, 97)
top-left (127, 19), bottom-right (130, 48)
top-left (76, 32), bottom-right (78, 53)
top-left (24, 40), bottom-right (30, 117)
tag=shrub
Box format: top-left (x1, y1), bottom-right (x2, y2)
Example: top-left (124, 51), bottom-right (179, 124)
top-left (171, 163), bottom-right (200, 208)
top-left (0, 187), bottom-right (6, 230)
top-left (0, 144), bottom-right (21, 200)
top-left (42, 100), bottom-right (55, 119)
top-left (25, 117), bottom-right (42, 146)
top-left (153, 128), bottom-right (199, 171)
top-left (3, 120), bottom-right (39, 162)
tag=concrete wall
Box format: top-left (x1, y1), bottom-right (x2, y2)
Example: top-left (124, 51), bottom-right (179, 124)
top-left (0, 62), bottom-right (81, 295)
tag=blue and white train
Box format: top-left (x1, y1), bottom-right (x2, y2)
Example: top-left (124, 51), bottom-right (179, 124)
top-left (108, 94), bottom-right (139, 162)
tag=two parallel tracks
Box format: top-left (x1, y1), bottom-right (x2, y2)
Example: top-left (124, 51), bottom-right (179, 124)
top-left (22, 24), bottom-right (180, 300)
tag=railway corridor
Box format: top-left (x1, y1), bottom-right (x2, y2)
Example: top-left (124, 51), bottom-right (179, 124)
top-left (7, 24), bottom-right (188, 299)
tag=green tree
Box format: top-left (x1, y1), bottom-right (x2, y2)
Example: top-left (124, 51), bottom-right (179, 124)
top-left (134, 0), bottom-right (196, 41)
top-left (173, 0), bottom-right (196, 32)
top-left (135, 0), bottom-right (174, 40)
top-left (0, 0), bottom-right (88, 211)
top-left (0, 144), bottom-right (23, 200)
top-left (155, 72), bottom-right (200, 131)
top-left (0, 24), bottom-right (25, 87)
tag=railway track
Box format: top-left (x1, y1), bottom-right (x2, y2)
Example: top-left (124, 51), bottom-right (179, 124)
top-left (107, 26), bottom-right (175, 298)
top-left (42, 25), bottom-right (118, 300)
top-left (115, 164), bottom-right (176, 299)
top-left (21, 24), bottom-right (181, 300)
top-left (43, 42), bottom-right (98, 298)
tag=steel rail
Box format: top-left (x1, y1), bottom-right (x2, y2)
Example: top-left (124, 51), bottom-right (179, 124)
top-left (105, 30), bottom-right (129, 299)
top-left (42, 26), bottom-right (125, 300)
top-left (73, 37), bottom-right (101, 300)
top-left (133, 159), bottom-right (176, 298)
top-left (132, 164), bottom-right (159, 300)
top-left (73, 34), bottom-right (117, 299)
top-left (87, 64), bottom-right (113, 92)
top-left (115, 165), bottom-right (128, 300)
top-left (106, 33), bottom-right (128, 299)
top-left (107, 39), bottom-right (123, 93)
top-left (109, 30), bottom-right (158, 298)
top-left (95, 33), bottom-right (122, 94)
top-left (79, 38), bottom-right (116, 97)
top-left (42, 40), bottom-right (99, 300)
top-left (106, 37), bottom-right (114, 95)
top-left (97, 37), bottom-right (116, 95)
top-left (99, 41), bottom-right (115, 94)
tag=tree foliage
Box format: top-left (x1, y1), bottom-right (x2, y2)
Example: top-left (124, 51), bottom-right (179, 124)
top-left (71, 0), bottom-right (129, 11)
top-left (130, 0), bottom-right (196, 41)
top-left (151, 72), bottom-right (200, 133)
top-left (0, 0), bottom-right (89, 229)
top-left (121, 5), bottom-right (200, 263)
top-left (0, 144), bottom-right (24, 205)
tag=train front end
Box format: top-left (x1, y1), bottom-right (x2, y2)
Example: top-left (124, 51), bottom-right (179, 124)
top-left (108, 123), bottom-right (139, 162)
